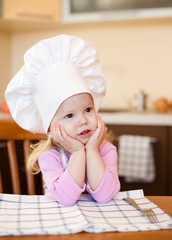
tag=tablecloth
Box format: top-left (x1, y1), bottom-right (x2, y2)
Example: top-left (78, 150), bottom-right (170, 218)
top-left (0, 189), bottom-right (171, 236)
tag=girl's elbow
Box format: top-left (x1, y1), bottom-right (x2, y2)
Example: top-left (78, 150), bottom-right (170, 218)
top-left (59, 199), bottom-right (77, 207)
top-left (92, 182), bottom-right (121, 204)
top-left (50, 187), bottom-right (79, 206)
top-left (52, 193), bottom-right (78, 206)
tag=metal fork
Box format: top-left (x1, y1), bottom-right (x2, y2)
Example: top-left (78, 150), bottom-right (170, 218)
top-left (124, 197), bottom-right (158, 223)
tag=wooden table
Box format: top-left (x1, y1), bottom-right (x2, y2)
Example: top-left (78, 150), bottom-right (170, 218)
top-left (2, 196), bottom-right (172, 240)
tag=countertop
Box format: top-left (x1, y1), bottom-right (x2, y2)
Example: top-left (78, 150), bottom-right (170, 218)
top-left (98, 110), bottom-right (172, 126)
top-left (1, 111), bottom-right (172, 126)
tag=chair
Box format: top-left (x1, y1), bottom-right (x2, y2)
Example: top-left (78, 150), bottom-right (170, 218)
top-left (0, 119), bottom-right (47, 195)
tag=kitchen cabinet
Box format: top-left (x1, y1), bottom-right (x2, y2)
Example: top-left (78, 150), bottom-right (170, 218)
top-left (2, 0), bottom-right (61, 22)
top-left (169, 127), bottom-right (172, 195)
top-left (107, 124), bottom-right (170, 196)
top-left (0, 0), bottom-right (61, 31)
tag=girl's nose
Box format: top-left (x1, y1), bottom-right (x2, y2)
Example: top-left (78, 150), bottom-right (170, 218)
top-left (79, 115), bottom-right (88, 126)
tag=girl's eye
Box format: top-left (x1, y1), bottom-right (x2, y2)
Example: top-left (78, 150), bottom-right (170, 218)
top-left (85, 107), bottom-right (91, 113)
top-left (65, 113), bottom-right (73, 119)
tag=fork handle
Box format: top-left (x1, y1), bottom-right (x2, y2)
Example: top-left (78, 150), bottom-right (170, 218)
top-left (124, 198), bottom-right (140, 210)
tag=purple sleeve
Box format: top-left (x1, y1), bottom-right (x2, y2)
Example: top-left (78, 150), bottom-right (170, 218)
top-left (86, 141), bottom-right (120, 203)
top-left (38, 149), bottom-right (85, 206)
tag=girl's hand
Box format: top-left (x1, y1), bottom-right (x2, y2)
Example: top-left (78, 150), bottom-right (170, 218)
top-left (50, 124), bottom-right (84, 153)
top-left (86, 116), bottom-right (107, 151)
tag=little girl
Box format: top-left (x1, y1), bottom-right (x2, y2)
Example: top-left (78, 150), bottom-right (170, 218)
top-left (5, 34), bottom-right (120, 206)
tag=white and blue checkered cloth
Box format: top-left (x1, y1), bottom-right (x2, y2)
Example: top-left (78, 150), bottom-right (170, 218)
top-left (0, 190), bottom-right (171, 236)
top-left (118, 135), bottom-right (156, 182)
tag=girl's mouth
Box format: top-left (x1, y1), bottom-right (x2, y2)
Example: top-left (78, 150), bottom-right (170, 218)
top-left (79, 130), bottom-right (91, 138)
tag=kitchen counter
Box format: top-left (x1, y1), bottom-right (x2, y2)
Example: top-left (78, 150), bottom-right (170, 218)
top-left (1, 111), bottom-right (172, 126)
top-left (98, 110), bottom-right (172, 126)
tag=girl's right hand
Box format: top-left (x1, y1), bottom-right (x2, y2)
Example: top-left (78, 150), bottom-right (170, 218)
top-left (50, 124), bottom-right (84, 153)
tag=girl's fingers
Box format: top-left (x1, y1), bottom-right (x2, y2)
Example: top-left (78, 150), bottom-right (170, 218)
top-left (98, 117), bottom-right (107, 134)
top-left (60, 127), bottom-right (72, 144)
top-left (97, 118), bottom-right (106, 135)
top-left (51, 124), bottom-right (65, 145)
top-left (60, 126), bottom-right (68, 138)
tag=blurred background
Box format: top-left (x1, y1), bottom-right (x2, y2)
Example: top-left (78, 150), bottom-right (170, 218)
top-left (0, 0), bottom-right (172, 111)
top-left (0, 0), bottom-right (172, 196)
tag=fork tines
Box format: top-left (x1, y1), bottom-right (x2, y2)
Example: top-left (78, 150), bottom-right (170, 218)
top-left (124, 198), bottom-right (158, 223)
top-left (142, 208), bottom-right (158, 223)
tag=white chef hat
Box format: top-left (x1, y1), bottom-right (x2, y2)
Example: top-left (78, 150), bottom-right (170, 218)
top-left (5, 34), bottom-right (106, 134)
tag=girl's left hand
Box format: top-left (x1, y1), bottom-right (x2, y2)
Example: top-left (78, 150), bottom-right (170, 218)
top-left (86, 116), bottom-right (107, 151)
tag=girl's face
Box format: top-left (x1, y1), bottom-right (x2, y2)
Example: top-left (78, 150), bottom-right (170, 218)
top-left (51, 93), bottom-right (97, 144)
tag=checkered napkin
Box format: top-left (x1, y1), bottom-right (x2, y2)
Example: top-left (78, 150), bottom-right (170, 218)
top-left (118, 135), bottom-right (156, 182)
top-left (0, 190), bottom-right (171, 236)
top-left (0, 194), bottom-right (88, 236)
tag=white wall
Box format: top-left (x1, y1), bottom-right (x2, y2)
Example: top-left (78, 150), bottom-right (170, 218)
top-left (0, 31), bottom-right (10, 103)
top-left (4, 19), bottom-right (172, 109)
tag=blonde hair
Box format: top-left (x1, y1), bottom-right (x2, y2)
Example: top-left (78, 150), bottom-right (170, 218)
top-left (26, 128), bottom-right (116, 174)
top-left (26, 136), bottom-right (57, 174)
